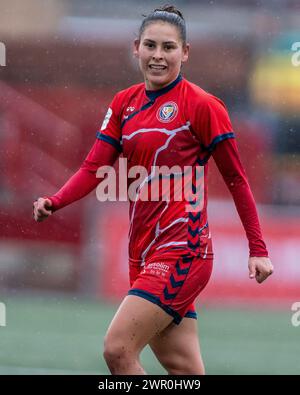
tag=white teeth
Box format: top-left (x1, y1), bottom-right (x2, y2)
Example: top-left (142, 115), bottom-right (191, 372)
top-left (150, 65), bottom-right (166, 69)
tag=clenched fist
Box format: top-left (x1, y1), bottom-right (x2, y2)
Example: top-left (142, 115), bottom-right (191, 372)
top-left (33, 197), bottom-right (53, 222)
top-left (248, 256), bottom-right (274, 284)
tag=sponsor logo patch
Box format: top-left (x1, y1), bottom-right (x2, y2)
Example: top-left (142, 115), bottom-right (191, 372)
top-left (143, 262), bottom-right (170, 277)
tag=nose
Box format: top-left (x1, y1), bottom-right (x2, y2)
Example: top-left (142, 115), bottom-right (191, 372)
top-left (152, 47), bottom-right (163, 61)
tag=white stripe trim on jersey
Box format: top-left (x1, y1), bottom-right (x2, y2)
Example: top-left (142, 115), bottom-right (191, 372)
top-left (140, 216), bottom-right (188, 264)
top-left (140, 222), bottom-right (160, 265)
top-left (202, 231), bottom-right (211, 259)
top-left (122, 121), bottom-right (191, 141)
top-left (156, 241), bottom-right (188, 250)
top-left (159, 217), bottom-right (188, 234)
top-left (198, 222), bottom-right (208, 234)
top-left (128, 122), bottom-right (191, 239)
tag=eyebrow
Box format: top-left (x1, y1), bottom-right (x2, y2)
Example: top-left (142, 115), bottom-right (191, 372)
top-left (143, 39), bottom-right (177, 45)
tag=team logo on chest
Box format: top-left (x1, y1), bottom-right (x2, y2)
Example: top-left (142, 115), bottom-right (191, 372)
top-left (157, 101), bottom-right (178, 123)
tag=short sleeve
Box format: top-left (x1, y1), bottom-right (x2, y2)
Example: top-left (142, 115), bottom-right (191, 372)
top-left (191, 94), bottom-right (235, 155)
top-left (96, 93), bottom-right (122, 153)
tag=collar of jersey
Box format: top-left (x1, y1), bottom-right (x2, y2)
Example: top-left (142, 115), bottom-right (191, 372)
top-left (145, 74), bottom-right (182, 101)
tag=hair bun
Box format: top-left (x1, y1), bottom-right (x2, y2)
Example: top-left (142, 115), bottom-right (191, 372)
top-left (139, 4), bottom-right (186, 44)
top-left (154, 4), bottom-right (184, 20)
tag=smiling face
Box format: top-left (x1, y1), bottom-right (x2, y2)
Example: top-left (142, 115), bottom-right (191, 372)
top-left (134, 21), bottom-right (189, 91)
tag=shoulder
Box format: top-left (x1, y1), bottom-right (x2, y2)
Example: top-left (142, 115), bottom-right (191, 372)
top-left (113, 82), bottom-right (144, 103)
top-left (108, 83), bottom-right (144, 116)
top-left (182, 79), bottom-right (227, 111)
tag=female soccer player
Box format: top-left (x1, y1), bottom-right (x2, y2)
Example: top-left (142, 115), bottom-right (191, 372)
top-left (33, 5), bottom-right (273, 375)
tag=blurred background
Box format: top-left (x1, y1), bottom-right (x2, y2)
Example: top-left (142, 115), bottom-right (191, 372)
top-left (0, 0), bottom-right (299, 374)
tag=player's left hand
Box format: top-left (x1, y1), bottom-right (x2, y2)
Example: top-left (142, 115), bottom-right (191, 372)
top-left (248, 256), bottom-right (274, 284)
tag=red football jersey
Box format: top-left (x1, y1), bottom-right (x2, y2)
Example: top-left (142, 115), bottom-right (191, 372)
top-left (97, 75), bottom-right (234, 265)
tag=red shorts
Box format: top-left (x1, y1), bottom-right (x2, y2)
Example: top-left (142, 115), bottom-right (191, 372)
top-left (128, 254), bottom-right (213, 325)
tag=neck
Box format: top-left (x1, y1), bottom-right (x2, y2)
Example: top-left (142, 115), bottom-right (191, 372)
top-left (145, 74), bottom-right (181, 91)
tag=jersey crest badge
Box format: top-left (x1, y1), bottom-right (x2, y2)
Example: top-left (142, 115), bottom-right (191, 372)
top-left (157, 102), bottom-right (178, 123)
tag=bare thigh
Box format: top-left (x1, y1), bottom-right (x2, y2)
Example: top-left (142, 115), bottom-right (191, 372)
top-left (104, 295), bottom-right (174, 355)
top-left (149, 317), bottom-right (205, 375)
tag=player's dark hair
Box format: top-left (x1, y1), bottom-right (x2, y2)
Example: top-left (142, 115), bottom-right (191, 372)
top-left (138, 5), bottom-right (186, 45)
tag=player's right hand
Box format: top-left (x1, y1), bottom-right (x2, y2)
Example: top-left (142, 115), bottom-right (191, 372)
top-left (33, 197), bottom-right (53, 222)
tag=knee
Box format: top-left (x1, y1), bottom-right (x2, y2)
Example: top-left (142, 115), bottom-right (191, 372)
top-left (103, 334), bottom-right (136, 370)
top-left (103, 336), bottom-right (124, 365)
